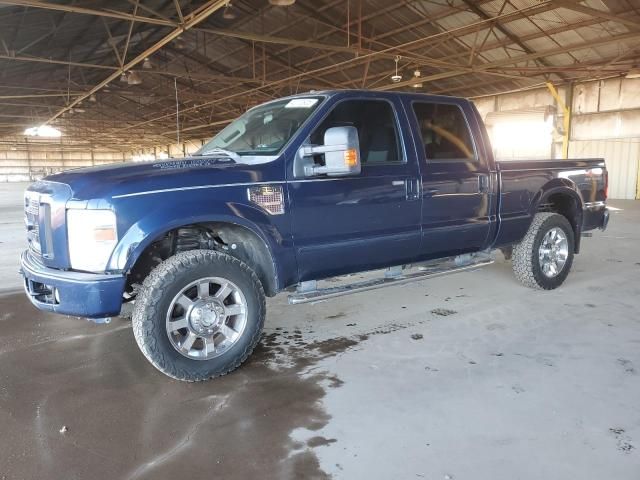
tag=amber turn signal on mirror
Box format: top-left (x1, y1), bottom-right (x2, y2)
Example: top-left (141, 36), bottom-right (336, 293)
top-left (344, 149), bottom-right (358, 168)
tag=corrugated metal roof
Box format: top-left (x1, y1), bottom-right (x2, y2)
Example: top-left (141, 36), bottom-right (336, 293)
top-left (0, 0), bottom-right (638, 145)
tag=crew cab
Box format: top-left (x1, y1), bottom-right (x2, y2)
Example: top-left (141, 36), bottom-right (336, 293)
top-left (20, 90), bottom-right (609, 381)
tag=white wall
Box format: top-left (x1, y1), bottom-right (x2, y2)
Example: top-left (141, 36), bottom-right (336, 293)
top-left (569, 139), bottom-right (640, 200)
top-left (0, 140), bottom-right (127, 182)
top-left (0, 137), bottom-right (208, 182)
top-left (473, 77), bottom-right (640, 199)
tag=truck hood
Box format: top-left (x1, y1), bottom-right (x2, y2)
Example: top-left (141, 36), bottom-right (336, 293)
top-left (45, 157), bottom-right (279, 201)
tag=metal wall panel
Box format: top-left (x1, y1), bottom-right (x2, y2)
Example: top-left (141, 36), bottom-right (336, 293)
top-left (569, 139), bottom-right (640, 200)
top-left (572, 110), bottom-right (640, 140)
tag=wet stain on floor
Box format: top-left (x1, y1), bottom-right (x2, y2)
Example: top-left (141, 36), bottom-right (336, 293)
top-left (0, 293), bottom-right (366, 480)
top-left (307, 436), bottom-right (338, 448)
top-left (430, 308), bottom-right (457, 317)
top-left (610, 428), bottom-right (635, 454)
top-left (617, 358), bottom-right (636, 374)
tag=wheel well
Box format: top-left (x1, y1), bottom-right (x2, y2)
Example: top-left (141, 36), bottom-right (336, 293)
top-left (537, 192), bottom-right (582, 252)
top-left (125, 222), bottom-right (278, 298)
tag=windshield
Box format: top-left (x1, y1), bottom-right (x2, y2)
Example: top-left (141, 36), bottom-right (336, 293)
top-left (197, 96), bottom-right (323, 157)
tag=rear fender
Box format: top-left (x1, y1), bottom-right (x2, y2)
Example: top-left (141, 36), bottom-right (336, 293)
top-left (530, 179), bottom-right (584, 252)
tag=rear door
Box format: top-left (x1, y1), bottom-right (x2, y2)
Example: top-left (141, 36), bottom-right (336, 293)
top-left (405, 99), bottom-right (495, 260)
top-left (288, 96), bottom-right (422, 281)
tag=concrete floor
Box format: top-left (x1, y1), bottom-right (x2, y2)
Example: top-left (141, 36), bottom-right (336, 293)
top-left (1, 182), bottom-right (639, 479)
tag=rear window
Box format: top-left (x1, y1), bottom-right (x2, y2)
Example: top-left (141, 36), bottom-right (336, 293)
top-left (412, 102), bottom-right (477, 162)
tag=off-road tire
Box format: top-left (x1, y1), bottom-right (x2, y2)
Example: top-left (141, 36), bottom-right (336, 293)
top-left (512, 212), bottom-right (575, 290)
top-left (132, 249), bottom-right (266, 381)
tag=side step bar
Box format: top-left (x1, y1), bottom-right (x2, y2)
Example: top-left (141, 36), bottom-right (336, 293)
top-left (288, 252), bottom-right (494, 305)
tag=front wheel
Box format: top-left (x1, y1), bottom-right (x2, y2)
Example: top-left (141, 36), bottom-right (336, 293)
top-left (512, 212), bottom-right (575, 290)
top-left (132, 250), bottom-right (266, 381)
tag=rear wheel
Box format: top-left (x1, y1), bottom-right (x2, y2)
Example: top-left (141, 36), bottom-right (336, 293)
top-left (132, 250), bottom-right (265, 381)
top-left (512, 212), bottom-right (575, 290)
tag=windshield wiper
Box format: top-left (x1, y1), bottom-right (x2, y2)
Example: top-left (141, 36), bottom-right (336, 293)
top-left (197, 148), bottom-right (241, 161)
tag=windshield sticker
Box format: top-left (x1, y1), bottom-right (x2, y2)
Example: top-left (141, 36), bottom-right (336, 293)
top-left (285, 98), bottom-right (318, 109)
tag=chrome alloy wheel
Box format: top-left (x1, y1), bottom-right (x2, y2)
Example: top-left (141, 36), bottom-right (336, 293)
top-left (538, 227), bottom-right (569, 278)
top-left (165, 277), bottom-right (248, 360)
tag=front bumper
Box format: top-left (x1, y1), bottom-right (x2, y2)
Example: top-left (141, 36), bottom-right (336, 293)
top-left (20, 250), bottom-right (126, 318)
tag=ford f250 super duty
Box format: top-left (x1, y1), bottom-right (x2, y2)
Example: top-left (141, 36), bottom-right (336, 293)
top-left (20, 90), bottom-right (610, 381)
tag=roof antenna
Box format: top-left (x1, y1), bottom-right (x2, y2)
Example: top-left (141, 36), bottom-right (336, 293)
top-left (174, 77), bottom-right (180, 146)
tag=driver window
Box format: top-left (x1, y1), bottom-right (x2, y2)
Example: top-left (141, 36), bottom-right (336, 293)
top-left (310, 99), bottom-right (403, 165)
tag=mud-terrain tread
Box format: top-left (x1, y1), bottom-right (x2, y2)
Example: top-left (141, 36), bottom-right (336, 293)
top-left (512, 212), bottom-right (574, 290)
top-left (132, 249), bottom-right (265, 382)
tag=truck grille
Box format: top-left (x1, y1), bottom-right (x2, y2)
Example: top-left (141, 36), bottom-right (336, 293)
top-left (25, 196), bottom-right (41, 253)
top-left (24, 181), bottom-right (72, 266)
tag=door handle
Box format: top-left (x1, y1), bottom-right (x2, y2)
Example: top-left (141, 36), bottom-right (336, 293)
top-left (406, 178), bottom-right (420, 201)
top-left (392, 179), bottom-right (420, 200)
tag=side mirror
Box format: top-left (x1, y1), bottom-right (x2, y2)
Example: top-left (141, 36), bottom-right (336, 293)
top-left (301, 126), bottom-right (361, 177)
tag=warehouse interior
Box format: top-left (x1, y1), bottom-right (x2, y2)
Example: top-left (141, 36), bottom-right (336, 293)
top-left (1, 1), bottom-right (639, 479)
top-left (1, 0), bottom-right (639, 198)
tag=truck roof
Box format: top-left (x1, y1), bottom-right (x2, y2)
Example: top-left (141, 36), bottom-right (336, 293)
top-left (279, 89), bottom-right (470, 104)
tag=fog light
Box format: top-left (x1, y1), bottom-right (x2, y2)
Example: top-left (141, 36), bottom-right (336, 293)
top-left (54, 288), bottom-right (61, 303)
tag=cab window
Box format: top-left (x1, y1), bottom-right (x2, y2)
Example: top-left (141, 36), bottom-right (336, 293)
top-left (412, 102), bottom-right (477, 162)
top-left (310, 99), bottom-right (403, 165)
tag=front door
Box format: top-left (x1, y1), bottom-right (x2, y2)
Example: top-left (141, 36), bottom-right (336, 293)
top-left (289, 97), bottom-right (422, 281)
top-left (407, 99), bottom-right (494, 260)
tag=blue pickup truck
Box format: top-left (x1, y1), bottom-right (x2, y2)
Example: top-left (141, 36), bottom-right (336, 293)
top-left (21, 90), bottom-right (609, 381)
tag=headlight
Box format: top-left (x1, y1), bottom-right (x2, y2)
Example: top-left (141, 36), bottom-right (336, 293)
top-left (67, 209), bottom-right (117, 272)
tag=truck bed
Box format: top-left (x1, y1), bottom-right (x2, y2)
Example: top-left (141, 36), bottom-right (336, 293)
top-left (494, 157), bottom-right (608, 249)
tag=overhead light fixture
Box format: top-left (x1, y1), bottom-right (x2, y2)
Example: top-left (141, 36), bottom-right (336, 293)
top-left (89, 94), bottom-right (97, 102)
top-left (24, 125), bottom-right (62, 137)
top-left (269, 0), bottom-right (296, 5)
top-left (173, 37), bottom-right (186, 50)
top-left (626, 67), bottom-right (640, 79)
top-left (223, 2), bottom-right (237, 19)
top-left (142, 57), bottom-right (153, 69)
top-left (412, 69), bottom-right (422, 88)
top-left (120, 72), bottom-right (128, 82)
top-left (127, 71), bottom-right (142, 85)
top-left (391, 55), bottom-right (402, 83)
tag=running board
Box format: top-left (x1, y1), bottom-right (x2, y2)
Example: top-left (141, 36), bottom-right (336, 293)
top-left (288, 253), bottom-right (494, 305)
